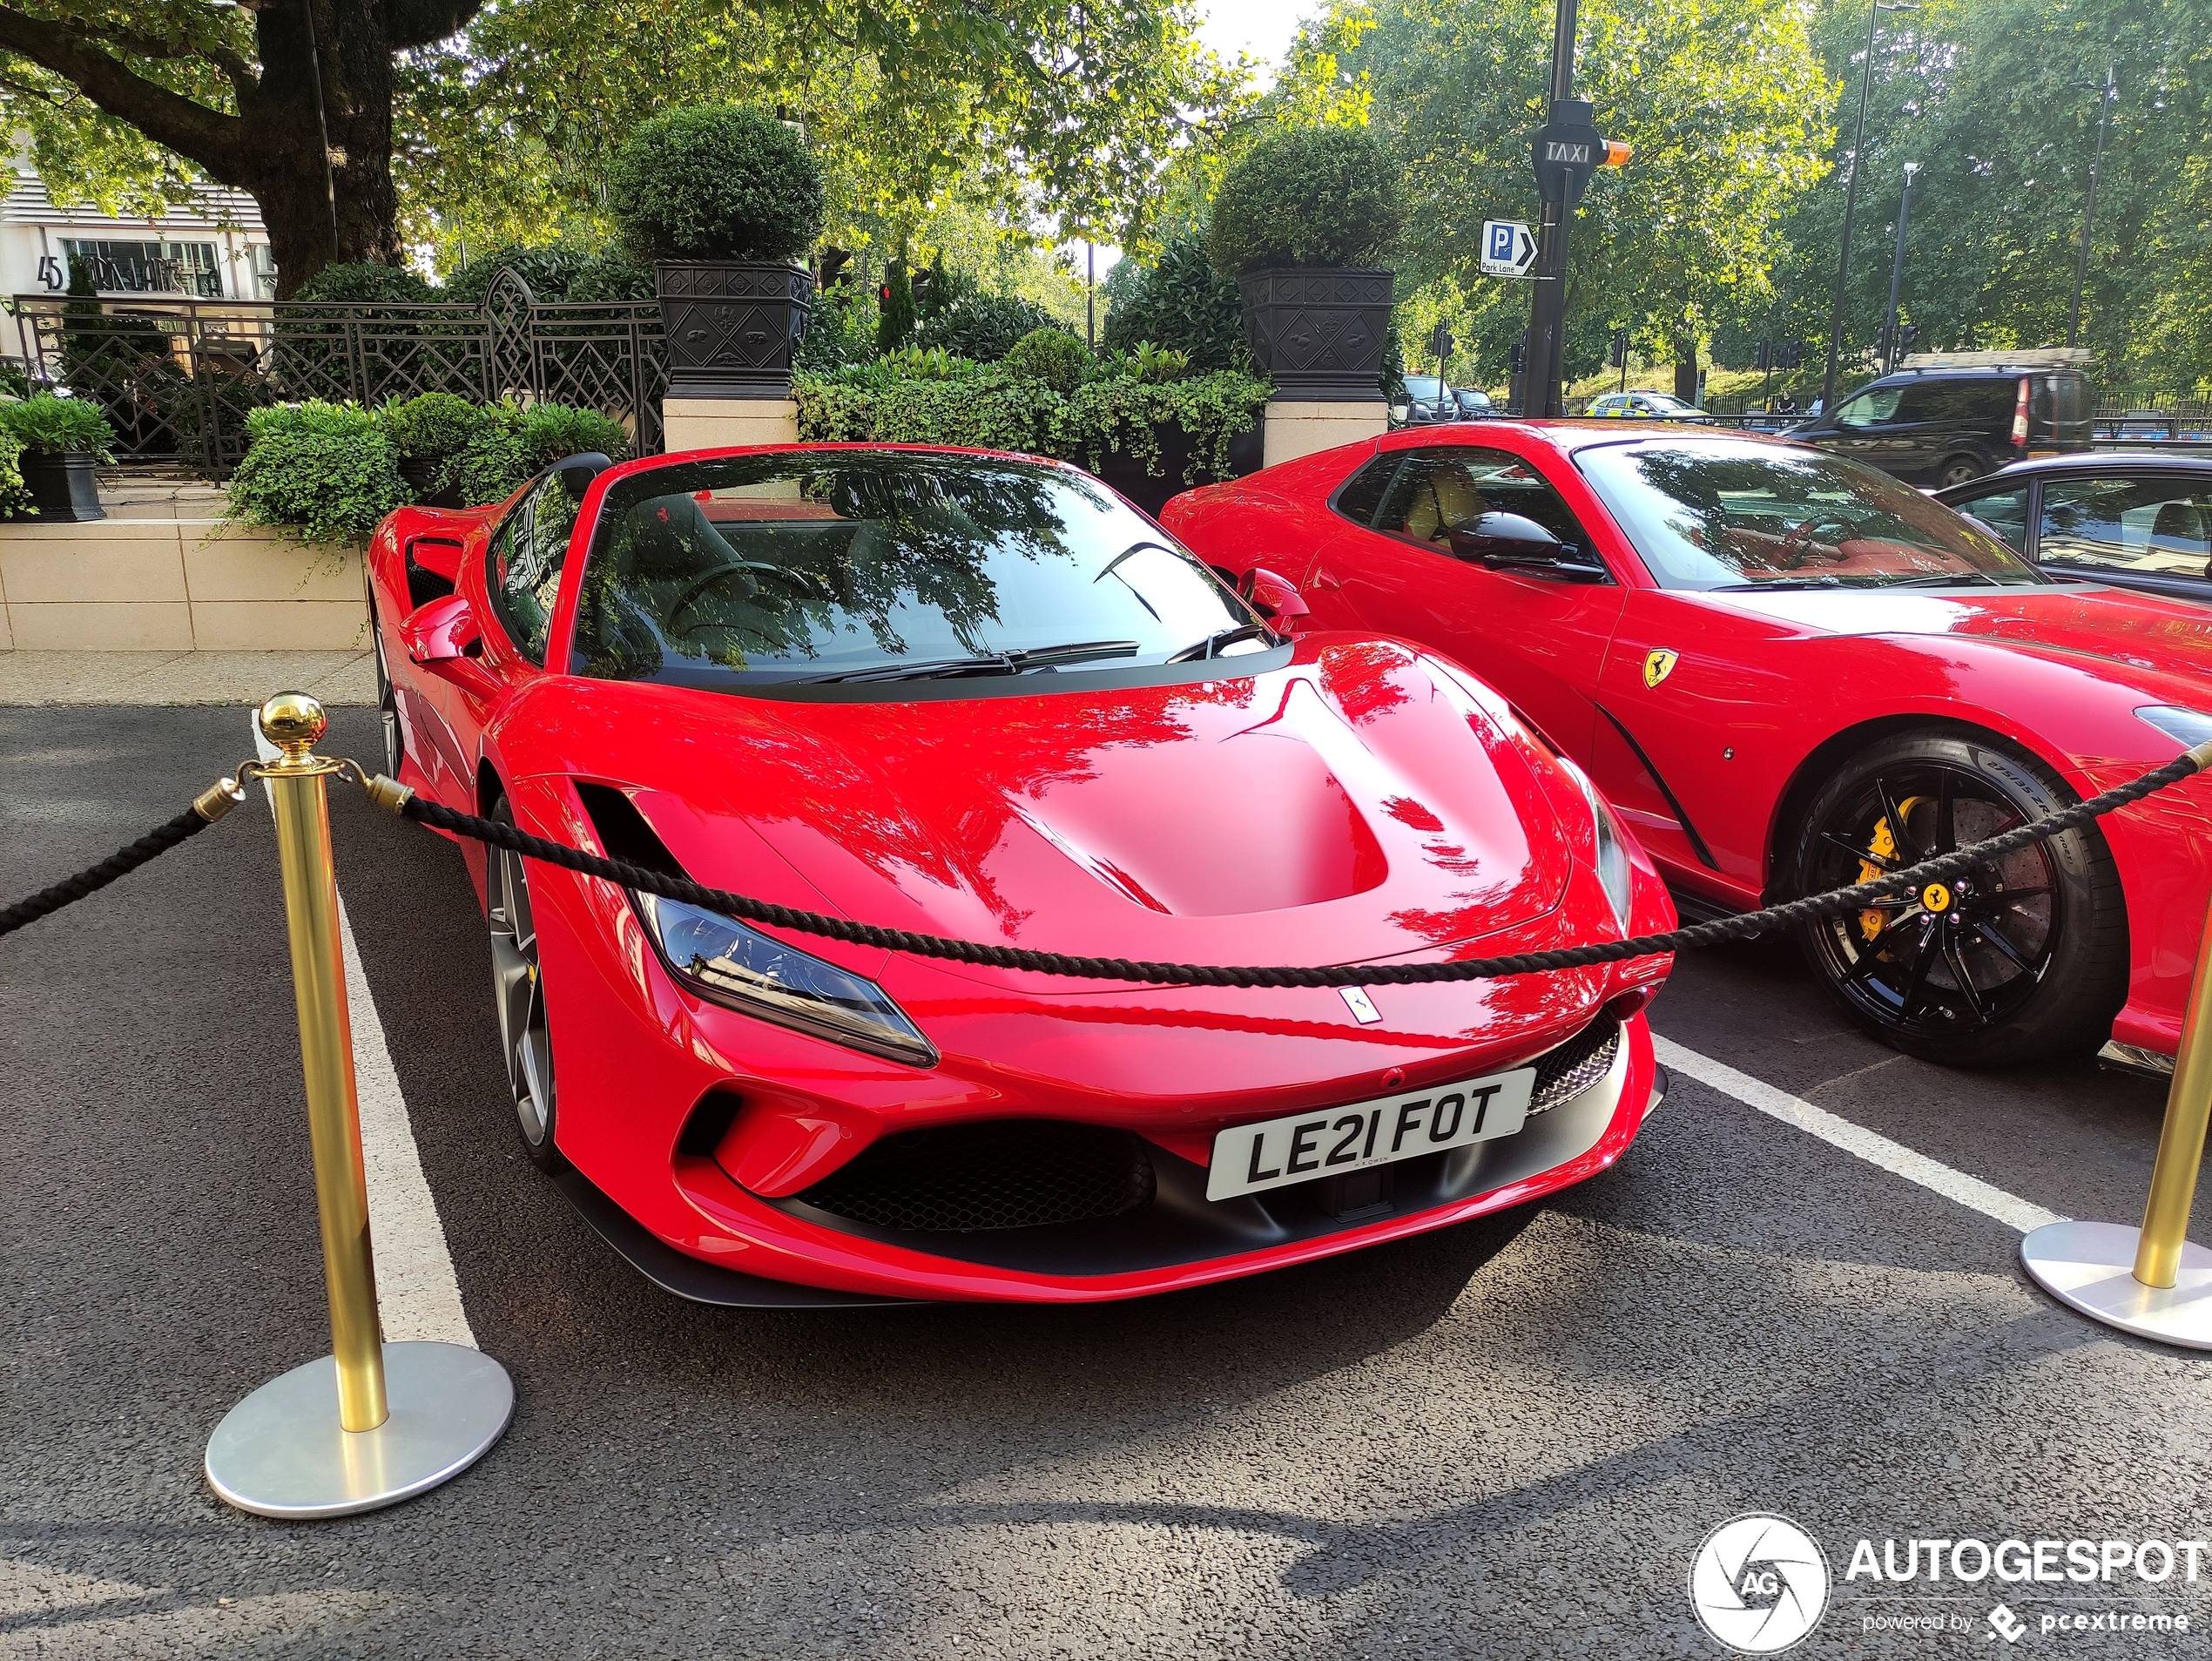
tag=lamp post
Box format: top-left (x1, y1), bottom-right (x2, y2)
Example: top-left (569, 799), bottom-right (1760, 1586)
top-left (1882, 161), bottom-right (1919, 374)
top-left (1818, 0), bottom-right (1918, 414)
top-left (2068, 64), bottom-right (2117, 348)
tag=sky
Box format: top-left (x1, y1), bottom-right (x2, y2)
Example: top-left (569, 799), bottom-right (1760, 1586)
top-left (1193, 0), bottom-right (1317, 76)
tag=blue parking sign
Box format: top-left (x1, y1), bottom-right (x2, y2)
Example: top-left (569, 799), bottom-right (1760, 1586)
top-left (1488, 223), bottom-right (1515, 264)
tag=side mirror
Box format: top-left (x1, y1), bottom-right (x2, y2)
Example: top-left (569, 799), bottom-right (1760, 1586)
top-left (1237, 565), bottom-right (1312, 629)
top-left (398, 593), bottom-right (498, 694)
top-left (1447, 513), bottom-right (1608, 583)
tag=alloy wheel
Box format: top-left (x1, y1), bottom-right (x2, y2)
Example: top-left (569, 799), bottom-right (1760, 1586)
top-left (487, 829), bottom-right (557, 1160)
top-left (1802, 760), bottom-right (2059, 1039)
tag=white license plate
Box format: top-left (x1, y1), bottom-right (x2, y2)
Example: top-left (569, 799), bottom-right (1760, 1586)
top-left (1204, 1068), bottom-right (1535, 1202)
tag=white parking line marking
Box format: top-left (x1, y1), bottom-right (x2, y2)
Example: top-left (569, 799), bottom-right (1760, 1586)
top-left (252, 710), bottom-right (476, 1347)
top-left (1655, 1035), bottom-right (2067, 1234)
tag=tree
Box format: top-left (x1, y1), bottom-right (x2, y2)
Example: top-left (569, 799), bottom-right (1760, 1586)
top-left (0, 0), bottom-right (1238, 298)
top-left (0, 2), bottom-right (482, 296)
top-left (1312, 0), bottom-right (1832, 391)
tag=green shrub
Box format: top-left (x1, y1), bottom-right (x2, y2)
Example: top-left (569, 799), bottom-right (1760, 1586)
top-left (1098, 341), bottom-right (1194, 385)
top-left (0, 359), bottom-right (30, 400)
top-left (564, 249), bottom-right (657, 301)
top-left (795, 283), bottom-right (877, 372)
top-left (226, 401), bottom-right (405, 544)
top-left (444, 244), bottom-right (592, 306)
top-left (606, 104), bottom-right (825, 265)
top-left (381, 391), bottom-right (485, 460)
top-left (0, 426), bottom-right (32, 518)
top-left (1208, 125), bottom-right (1403, 275)
top-left (288, 262), bottom-right (437, 306)
top-left (915, 291), bottom-right (1056, 361)
top-left (1003, 327), bottom-right (1089, 393)
top-left (0, 393), bottom-right (117, 459)
top-left (1103, 232), bottom-right (1251, 371)
top-left (455, 401), bottom-right (630, 505)
top-left (876, 254), bottom-right (917, 353)
top-left (793, 362), bottom-right (1271, 486)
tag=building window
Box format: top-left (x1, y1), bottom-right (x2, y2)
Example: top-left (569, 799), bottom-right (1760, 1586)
top-left (245, 244), bottom-right (278, 300)
top-left (59, 239), bottom-right (223, 298)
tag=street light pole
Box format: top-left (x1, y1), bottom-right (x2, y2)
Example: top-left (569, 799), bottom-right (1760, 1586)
top-left (1524, 0), bottom-right (1581, 419)
top-left (2068, 64), bottom-right (2116, 348)
top-left (1882, 160), bottom-right (1919, 374)
top-left (1819, 0), bottom-right (1916, 413)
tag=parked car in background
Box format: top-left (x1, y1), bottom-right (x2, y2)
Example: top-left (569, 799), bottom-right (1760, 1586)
top-left (1585, 390), bottom-right (1716, 423)
top-left (1936, 453), bottom-right (2212, 604)
top-left (1792, 354), bottom-right (2092, 488)
top-left (1452, 388), bottom-right (1494, 419)
top-left (1393, 375), bottom-right (1465, 427)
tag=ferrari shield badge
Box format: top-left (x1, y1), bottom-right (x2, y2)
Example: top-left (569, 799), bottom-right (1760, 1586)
top-left (1642, 649), bottom-right (1680, 689)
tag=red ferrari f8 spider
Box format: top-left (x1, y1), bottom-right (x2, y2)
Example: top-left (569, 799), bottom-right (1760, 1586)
top-left (367, 444), bottom-right (1673, 1305)
top-left (1163, 422), bottom-right (2212, 1074)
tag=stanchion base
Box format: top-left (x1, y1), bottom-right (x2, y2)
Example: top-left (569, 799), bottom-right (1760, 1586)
top-left (205, 1340), bottom-right (514, 1519)
top-left (2020, 1220), bottom-right (2212, 1350)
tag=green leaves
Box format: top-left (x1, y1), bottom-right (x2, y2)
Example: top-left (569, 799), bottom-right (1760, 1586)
top-left (605, 104), bottom-right (826, 265)
top-left (0, 393), bottom-right (117, 461)
top-left (1207, 125), bottom-right (1405, 274)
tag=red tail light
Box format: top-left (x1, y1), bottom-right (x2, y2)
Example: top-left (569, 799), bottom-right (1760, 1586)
top-left (2011, 376), bottom-right (2030, 448)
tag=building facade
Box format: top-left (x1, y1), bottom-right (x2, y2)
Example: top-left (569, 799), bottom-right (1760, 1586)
top-left (1, 166), bottom-right (276, 303)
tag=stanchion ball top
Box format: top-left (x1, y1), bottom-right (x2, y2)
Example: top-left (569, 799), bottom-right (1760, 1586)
top-left (258, 692), bottom-right (327, 757)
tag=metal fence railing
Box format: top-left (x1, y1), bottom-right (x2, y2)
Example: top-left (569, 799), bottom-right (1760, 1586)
top-left (8, 269), bottom-right (669, 476)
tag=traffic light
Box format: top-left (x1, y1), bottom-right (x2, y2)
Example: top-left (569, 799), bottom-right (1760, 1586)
top-left (1609, 327), bottom-right (1629, 368)
top-left (1898, 323), bottom-right (1919, 354)
top-left (1428, 322), bottom-right (1455, 363)
top-left (1753, 341), bottom-right (1770, 372)
top-left (1510, 340), bottom-right (1527, 375)
top-left (1779, 341), bottom-right (1804, 370)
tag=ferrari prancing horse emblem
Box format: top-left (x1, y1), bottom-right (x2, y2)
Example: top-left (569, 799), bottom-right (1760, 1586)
top-left (1642, 649), bottom-right (1680, 689)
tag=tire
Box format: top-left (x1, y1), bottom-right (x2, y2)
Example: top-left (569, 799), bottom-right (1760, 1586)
top-left (1935, 454), bottom-right (1986, 489)
top-left (1787, 729), bottom-right (2128, 1067)
top-left (369, 598), bottom-right (403, 780)
top-left (486, 797), bottom-right (564, 1171)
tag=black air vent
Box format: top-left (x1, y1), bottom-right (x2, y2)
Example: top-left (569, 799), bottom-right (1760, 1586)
top-left (793, 1120), bottom-right (1157, 1233)
top-left (1527, 1016), bottom-right (1621, 1115)
top-left (574, 780), bottom-right (685, 878)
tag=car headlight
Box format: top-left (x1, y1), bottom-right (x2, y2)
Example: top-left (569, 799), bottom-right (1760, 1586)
top-left (1574, 773), bottom-right (1635, 932)
top-left (2138, 706), bottom-right (2212, 753)
top-left (634, 892), bottom-right (936, 1066)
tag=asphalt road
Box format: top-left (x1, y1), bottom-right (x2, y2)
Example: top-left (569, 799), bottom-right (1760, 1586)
top-left (4, 706), bottom-right (2209, 1659)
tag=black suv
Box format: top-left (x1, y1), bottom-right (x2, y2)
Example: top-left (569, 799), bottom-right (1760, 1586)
top-left (1793, 362), bottom-right (2091, 488)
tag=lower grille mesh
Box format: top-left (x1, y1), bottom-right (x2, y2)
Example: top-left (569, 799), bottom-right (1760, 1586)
top-left (797, 1119), bottom-right (1157, 1233)
top-left (1527, 1017), bottom-right (1622, 1115)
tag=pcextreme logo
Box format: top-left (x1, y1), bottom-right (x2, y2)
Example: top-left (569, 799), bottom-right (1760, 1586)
top-left (1689, 1514), bottom-right (1831, 1654)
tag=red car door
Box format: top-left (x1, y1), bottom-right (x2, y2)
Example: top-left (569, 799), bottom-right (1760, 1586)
top-left (1307, 442), bottom-right (1629, 760)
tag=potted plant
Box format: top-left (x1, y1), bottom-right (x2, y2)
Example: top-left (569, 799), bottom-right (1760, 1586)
top-left (1207, 126), bottom-right (1404, 402)
top-left (381, 391), bottom-right (488, 508)
top-left (0, 393), bottom-right (118, 521)
top-left (606, 104), bottom-right (826, 399)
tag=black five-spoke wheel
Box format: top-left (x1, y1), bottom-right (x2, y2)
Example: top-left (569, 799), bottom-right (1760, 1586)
top-left (487, 798), bottom-right (563, 1170)
top-left (1791, 730), bottom-right (2128, 1066)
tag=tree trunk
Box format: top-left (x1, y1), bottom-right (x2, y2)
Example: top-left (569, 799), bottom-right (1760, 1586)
top-left (237, 3), bottom-right (404, 296)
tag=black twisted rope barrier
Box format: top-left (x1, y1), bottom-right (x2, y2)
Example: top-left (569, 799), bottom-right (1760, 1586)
top-left (379, 736), bottom-right (2212, 989)
top-left (0, 777), bottom-right (245, 941)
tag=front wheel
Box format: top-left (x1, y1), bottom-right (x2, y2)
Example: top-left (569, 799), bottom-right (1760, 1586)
top-left (487, 798), bottom-right (563, 1171)
top-left (1788, 730), bottom-right (2128, 1066)
top-left (1935, 454), bottom-right (1986, 489)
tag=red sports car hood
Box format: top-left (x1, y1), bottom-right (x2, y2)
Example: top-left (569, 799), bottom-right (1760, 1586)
top-left (530, 639), bottom-right (1577, 976)
top-left (1700, 584), bottom-right (2212, 683)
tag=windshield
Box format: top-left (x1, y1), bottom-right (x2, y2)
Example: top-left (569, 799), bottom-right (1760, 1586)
top-left (1574, 439), bottom-right (2046, 590)
top-left (570, 451), bottom-right (1266, 687)
top-left (1642, 393), bottom-right (1695, 412)
top-left (1403, 376), bottom-right (1443, 401)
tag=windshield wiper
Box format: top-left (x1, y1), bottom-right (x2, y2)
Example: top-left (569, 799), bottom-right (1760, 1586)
top-left (792, 639), bottom-right (1142, 684)
top-left (1170, 622), bottom-right (1278, 662)
top-left (1878, 571), bottom-right (1997, 588)
top-left (1706, 577), bottom-right (1846, 591)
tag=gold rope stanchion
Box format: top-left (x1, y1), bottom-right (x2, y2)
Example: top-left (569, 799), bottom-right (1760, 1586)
top-left (204, 692), bottom-right (514, 1518)
top-left (2021, 888), bottom-right (2212, 1347)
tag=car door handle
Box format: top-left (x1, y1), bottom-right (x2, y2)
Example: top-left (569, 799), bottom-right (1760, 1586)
top-left (1313, 566), bottom-right (1343, 590)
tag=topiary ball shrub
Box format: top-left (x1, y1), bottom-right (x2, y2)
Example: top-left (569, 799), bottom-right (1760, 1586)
top-left (1207, 125), bottom-right (1404, 275)
top-left (1002, 328), bottom-right (1089, 394)
top-left (916, 292), bottom-right (1057, 361)
top-left (226, 401), bottom-right (406, 544)
top-left (606, 105), bottom-right (826, 266)
top-left (381, 391), bottom-right (485, 461)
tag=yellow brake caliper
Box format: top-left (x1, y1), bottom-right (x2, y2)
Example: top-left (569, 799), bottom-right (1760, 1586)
top-left (1857, 798), bottom-right (1921, 944)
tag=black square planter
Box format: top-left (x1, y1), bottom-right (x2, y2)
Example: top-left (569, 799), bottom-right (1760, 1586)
top-left (1236, 268), bottom-right (1393, 402)
top-left (21, 451), bottom-right (103, 521)
top-left (655, 260), bottom-right (815, 399)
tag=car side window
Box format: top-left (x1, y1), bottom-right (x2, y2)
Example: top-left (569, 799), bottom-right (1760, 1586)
top-left (485, 472), bottom-right (583, 665)
top-left (1372, 447), bottom-right (1595, 556)
top-left (1330, 453), bottom-right (1401, 527)
top-left (1835, 386), bottom-right (1903, 429)
top-left (1951, 484), bottom-right (2030, 551)
top-left (2038, 476), bottom-right (2212, 579)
